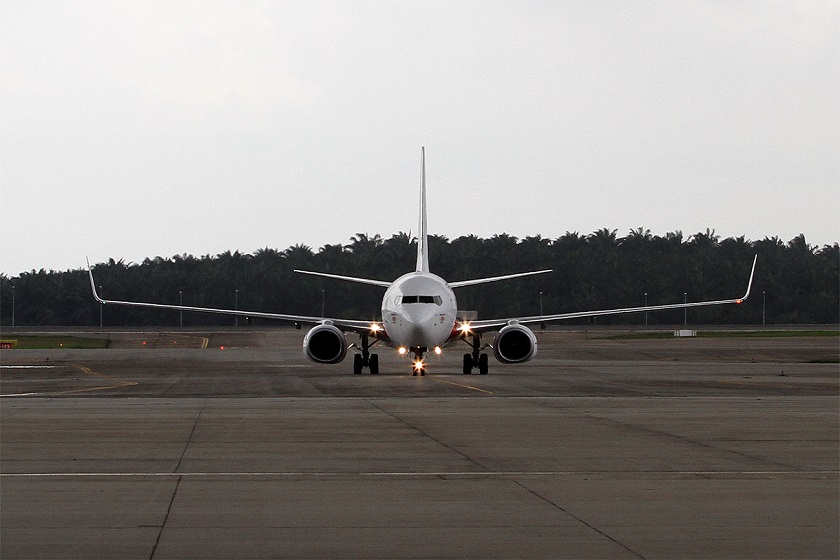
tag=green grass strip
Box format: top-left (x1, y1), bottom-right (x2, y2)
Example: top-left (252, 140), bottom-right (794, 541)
top-left (1, 336), bottom-right (109, 349)
top-left (604, 330), bottom-right (839, 340)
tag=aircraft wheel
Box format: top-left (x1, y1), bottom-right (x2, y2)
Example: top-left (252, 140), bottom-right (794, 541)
top-left (462, 353), bottom-right (473, 374)
top-left (369, 354), bottom-right (379, 375)
top-left (478, 353), bottom-right (489, 375)
top-left (353, 354), bottom-right (363, 375)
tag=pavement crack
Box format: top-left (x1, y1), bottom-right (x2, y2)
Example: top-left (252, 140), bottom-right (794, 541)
top-left (149, 401), bottom-right (205, 559)
top-left (149, 475), bottom-right (182, 560)
top-left (588, 413), bottom-right (802, 471)
top-left (174, 399), bottom-right (206, 472)
top-left (513, 479), bottom-right (647, 560)
top-left (365, 399), bottom-right (491, 472)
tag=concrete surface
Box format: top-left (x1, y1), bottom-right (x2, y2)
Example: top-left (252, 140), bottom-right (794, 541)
top-left (1, 328), bottom-right (837, 559)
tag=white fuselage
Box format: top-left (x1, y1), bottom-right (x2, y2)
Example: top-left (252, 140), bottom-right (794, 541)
top-left (381, 272), bottom-right (457, 351)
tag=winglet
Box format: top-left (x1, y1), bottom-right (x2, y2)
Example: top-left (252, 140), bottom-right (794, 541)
top-left (415, 147), bottom-right (430, 273)
top-left (737, 254), bottom-right (758, 303)
top-left (86, 258), bottom-right (105, 304)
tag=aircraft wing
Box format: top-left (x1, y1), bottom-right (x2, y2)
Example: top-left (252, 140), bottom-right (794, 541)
top-left (87, 263), bottom-right (381, 334)
top-left (448, 269), bottom-right (553, 288)
top-left (293, 269), bottom-right (391, 287)
top-left (463, 255), bottom-right (757, 333)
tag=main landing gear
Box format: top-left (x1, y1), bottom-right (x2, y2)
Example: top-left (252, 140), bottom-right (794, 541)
top-left (353, 334), bottom-right (379, 375)
top-left (462, 333), bottom-right (489, 375)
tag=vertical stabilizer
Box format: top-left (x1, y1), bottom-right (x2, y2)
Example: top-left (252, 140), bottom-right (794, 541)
top-left (415, 147), bottom-right (430, 273)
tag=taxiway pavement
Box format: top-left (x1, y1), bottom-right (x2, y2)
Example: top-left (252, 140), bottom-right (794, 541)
top-left (1, 328), bottom-right (837, 559)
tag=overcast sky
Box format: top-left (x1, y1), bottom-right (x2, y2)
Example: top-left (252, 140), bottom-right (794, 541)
top-left (1, 1), bottom-right (837, 275)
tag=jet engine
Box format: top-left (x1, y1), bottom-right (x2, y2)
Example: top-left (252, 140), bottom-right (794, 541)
top-left (493, 323), bottom-right (537, 363)
top-left (303, 324), bottom-right (348, 364)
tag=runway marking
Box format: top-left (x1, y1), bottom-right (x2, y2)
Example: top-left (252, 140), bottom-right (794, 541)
top-left (2, 470), bottom-right (835, 478)
top-left (0, 365), bottom-right (57, 369)
top-left (0, 364), bottom-right (137, 397)
top-left (428, 377), bottom-right (495, 394)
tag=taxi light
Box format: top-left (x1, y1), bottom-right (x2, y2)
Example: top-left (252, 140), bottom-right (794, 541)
top-left (398, 347), bottom-right (407, 355)
top-left (413, 360), bottom-right (425, 371)
top-left (434, 346), bottom-right (442, 355)
top-left (370, 323), bottom-right (382, 332)
top-left (458, 322), bottom-right (472, 334)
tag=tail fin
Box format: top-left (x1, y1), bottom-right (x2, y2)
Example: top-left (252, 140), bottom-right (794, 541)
top-left (416, 147), bottom-right (430, 273)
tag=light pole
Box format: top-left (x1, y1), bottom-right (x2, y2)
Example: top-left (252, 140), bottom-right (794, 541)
top-left (762, 291), bottom-right (766, 326)
top-left (179, 291), bottom-right (183, 328)
top-left (539, 291), bottom-right (545, 330)
top-left (644, 292), bottom-right (648, 326)
top-left (11, 284), bottom-right (15, 328)
top-left (321, 289), bottom-right (326, 318)
top-left (99, 285), bottom-right (103, 328)
top-left (235, 289), bottom-right (239, 327)
top-left (683, 292), bottom-right (687, 326)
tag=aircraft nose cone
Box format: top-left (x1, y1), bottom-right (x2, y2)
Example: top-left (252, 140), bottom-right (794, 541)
top-left (401, 316), bottom-right (427, 343)
top-left (403, 305), bottom-right (436, 324)
top-left (399, 311), bottom-right (447, 349)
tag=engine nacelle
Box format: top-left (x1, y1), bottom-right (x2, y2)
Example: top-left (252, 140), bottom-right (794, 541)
top-left (303, 324), bottom-right (348, 364)
top-left (493, 323), bottom-right (537, 364)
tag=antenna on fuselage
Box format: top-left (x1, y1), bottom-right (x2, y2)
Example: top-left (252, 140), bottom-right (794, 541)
top-left (415, 146), bottom-right (430, 273)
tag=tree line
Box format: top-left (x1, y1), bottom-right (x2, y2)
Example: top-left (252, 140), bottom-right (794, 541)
top-left (1, 229), bottom-right (837, 327)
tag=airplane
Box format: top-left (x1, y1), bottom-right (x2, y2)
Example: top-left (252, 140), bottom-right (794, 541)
top-left (88, 147), bottom-right (757, 376)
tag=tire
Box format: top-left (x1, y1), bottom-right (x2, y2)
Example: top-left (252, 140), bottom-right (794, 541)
top-left (369, 354), bottom-right (379, 375)
top-left (462, 353), bottom-right (473, 374)
top-left (353, 354), bottom-right (363, 374)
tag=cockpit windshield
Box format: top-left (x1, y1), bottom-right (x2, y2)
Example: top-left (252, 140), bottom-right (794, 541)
top-left (399, 295), bottom-right (443, 305)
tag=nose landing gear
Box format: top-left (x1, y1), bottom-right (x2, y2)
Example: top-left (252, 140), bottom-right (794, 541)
top-left (411, 347), bottom-right (427, 376)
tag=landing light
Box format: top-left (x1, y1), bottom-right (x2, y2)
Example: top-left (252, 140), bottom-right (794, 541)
top-left (398, 347), bottom-right (407, 355)
top-left (413, 360), bottom-right (425, 372)
top-left (434, 346), bottom-right (442, 355)
top-left (458, 322), bottom-right (472, 335)
top-left (369, 323), bottom-right (383, 333)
